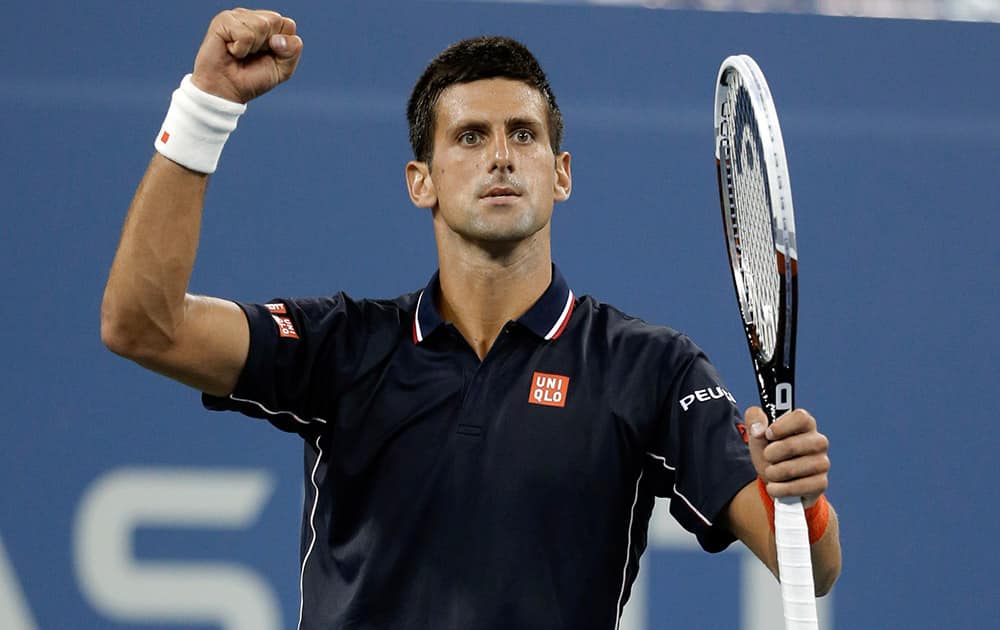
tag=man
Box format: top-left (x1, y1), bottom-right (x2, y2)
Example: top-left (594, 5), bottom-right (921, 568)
top-left (102, 8), bottom-right (840, 629)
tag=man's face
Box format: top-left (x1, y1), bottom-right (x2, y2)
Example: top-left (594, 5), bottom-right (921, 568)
top-left (407, 78), bottom-right (571, 247)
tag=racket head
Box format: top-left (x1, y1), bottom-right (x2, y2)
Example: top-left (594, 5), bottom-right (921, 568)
top-left (714, 55), bottom-right (799, 422)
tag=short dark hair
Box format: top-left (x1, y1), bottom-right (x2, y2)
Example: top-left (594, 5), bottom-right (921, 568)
top-left (406, 36), bottom-right (564, 165)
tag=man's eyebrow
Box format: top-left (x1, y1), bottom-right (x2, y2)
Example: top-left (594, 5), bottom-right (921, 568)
top-left (505, 116), bottom-right (543, 129)
top-left (446, 116), bottom-right (544, 134)
top-left (446, 118), bottom-right (490, 134)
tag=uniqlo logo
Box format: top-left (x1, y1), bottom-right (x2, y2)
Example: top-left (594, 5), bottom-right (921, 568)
top-left (528, 372), bottom-right (570, 408)
top-left (160, 131), bottom-right (170, 143)
top-left (271, 315), bottom-right (299, 339)
top-left (265, 303), bottom-right (287, 314)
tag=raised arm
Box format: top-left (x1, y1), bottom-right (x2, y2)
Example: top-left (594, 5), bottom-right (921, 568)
top-left (101, 9), bottom-right (303, 396)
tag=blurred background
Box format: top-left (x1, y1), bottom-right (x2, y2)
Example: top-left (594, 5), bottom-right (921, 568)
top-left (3, 1), bottom-right (998, 628)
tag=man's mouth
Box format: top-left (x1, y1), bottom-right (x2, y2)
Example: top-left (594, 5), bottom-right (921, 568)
top-left (482, 186), bottom-right (520, 199)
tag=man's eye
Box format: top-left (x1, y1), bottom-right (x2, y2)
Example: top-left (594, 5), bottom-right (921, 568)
top-left (460, 132), bottom-right (481, 145)
top-left (514, 129), bottom-right (534, 143)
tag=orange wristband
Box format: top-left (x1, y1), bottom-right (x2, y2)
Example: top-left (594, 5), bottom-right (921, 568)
top-left (757, 476), bottom-right (775, 531)
top-left (757, 476), bottom-right (831, 544)
top-left (805, 494), bottom-right (831, 544)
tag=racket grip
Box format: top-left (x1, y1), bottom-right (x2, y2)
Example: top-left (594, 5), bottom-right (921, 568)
top-left (774, 496), bottom-right (819, 629)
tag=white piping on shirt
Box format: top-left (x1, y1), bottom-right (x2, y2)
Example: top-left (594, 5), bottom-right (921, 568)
top-left (543, 290), bottom-right (576, 340)
top-left (228, 394), bottom-right (327, 425)
top-left (297, 434), bottom-right (324, 630)
top-left (645, 452), bottom-right (712, 527)
top-left (613, 469), bottom-right (644, 630)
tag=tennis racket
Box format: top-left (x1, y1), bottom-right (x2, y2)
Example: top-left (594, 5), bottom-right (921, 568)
top-left (714, 55), bottom-right (817, 628)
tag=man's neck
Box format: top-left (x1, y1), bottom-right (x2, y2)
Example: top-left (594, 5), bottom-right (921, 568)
top-left (435, 233), bottom-right (552, 361)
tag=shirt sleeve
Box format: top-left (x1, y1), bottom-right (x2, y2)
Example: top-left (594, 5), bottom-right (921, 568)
top-left (646, 336), bottom-right (757, 552)
top-left (202, 293), bottom-right (373, 436)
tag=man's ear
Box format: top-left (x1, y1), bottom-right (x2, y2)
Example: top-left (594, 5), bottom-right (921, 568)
top-left (406, 161), bottom-right (436, 208)
top-left (553, 151), bottom-right (572, 202)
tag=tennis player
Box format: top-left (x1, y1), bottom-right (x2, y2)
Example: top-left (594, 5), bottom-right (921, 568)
top-left (102, 9), bottom-right (841, 629)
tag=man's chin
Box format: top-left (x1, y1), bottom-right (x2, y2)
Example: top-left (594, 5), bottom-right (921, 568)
top-left (466, 221), bottom-right (546, 245)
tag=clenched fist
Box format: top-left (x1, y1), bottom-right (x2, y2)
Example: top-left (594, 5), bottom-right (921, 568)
top-left (191, 8), bottom-right (303, 104)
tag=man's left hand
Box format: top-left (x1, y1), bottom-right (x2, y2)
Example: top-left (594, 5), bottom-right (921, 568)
top-left (747, 407), bottom-right (830, 508)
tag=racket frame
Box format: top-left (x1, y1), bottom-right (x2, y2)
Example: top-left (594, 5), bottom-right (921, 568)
top-left (714, 54), bottom-right (817, 629)
top-left (715, 54), bottom-right (798, 422)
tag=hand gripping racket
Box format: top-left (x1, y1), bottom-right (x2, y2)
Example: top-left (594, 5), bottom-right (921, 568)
top-left (714, 55), bottom-right (818, 628)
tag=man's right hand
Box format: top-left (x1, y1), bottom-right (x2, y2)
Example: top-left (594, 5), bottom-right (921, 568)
top-left (191, 8), bottom-right (303, 104)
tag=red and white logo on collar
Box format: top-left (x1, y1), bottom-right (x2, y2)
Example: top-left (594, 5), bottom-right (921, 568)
top-left (529, 372), bottom-right (570, 408)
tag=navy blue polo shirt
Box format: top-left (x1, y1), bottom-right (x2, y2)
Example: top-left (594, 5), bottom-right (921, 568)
top-left (204, 266), bottom-right (756, 630)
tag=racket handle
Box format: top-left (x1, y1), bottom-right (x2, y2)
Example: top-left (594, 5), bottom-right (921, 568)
top-left (774, 495), bottom-right (819, 629)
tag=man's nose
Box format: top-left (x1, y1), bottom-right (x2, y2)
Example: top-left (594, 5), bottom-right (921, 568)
top-left (491, 133), bottom-right (512, 172)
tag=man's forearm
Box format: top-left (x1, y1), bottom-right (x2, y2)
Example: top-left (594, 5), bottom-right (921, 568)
top-left (726, 480), bottom-right (842, 597)
top-left (809, 502), bottom-right (841, 596)
top-left (101, 154), bottom-right (208, 358)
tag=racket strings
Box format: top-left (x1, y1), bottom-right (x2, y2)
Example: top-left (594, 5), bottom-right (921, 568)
top-left (721, 72), bottom-right (780, 360)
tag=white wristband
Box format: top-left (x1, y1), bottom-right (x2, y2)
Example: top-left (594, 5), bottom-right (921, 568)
top-left (154, 74), bottom-right (247, 174)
